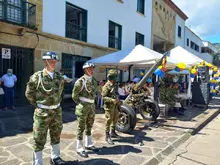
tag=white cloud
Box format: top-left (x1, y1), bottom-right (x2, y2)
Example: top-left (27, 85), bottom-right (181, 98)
top-left (172, 0), bottom-right (220, 38)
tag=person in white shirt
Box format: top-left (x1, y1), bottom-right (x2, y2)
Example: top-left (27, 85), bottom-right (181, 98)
top-left (118, 84), bottom-right (128, 100)
top-left (0, 69), bottom-right (17, 110)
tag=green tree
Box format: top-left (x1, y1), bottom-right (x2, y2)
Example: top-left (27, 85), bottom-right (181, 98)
top-left (213, 52), bottom-right (220, 67)
top-left (213, 43), bottom-right (220, 67)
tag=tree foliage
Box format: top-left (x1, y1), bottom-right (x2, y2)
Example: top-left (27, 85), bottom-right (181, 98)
top-left (213, 53), bottom-right (220, 67)
top-left (213, 43), bottom-right (220, 67)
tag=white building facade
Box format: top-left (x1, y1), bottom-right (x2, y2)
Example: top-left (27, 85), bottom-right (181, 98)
top-left (43, 0), bottom-right (153, 50)
top-left (175, 15), bottom-right (185, 48)
top-left (184, 26), bottom-right (217, 63)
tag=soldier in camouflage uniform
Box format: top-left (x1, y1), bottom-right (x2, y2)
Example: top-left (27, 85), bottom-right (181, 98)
top-left (25, 52), bottom-right (68, 165)
top-left (159, 80), bottom-right (177, 107)
top-left (124, 84), bottom-right (146, 110)
top-left (102, 69), bottom-right (121, 145)
top-left (72, 62), bottom-right (99, 158)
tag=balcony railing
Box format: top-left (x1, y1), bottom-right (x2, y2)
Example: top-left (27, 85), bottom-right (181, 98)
top-left (66, 21), bottom-right (87, 42)
top-left (0, 0), bottom-right (36, 29)
top-left (109, 35), bottom-right (121, 50)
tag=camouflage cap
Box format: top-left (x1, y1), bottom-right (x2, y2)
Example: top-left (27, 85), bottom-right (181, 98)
top-left (107, 69), bottom-right (118, 77)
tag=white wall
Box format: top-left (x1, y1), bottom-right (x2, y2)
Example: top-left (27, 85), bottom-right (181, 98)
top-left (184, 27), bottom-right (202, 56)
top-left (43, 0), bottom-right (153, 49)
top-left (197, 53), bottom-right (213, 63)
top-left (175, 15), bottom-right (185, 48)
top-left (184, 27), bottom-right (213, 63)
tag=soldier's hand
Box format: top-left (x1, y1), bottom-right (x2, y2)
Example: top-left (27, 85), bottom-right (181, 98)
top-left (118, 100), bottom-right (122, 106)
top-left (114, 99), bottom-right (118, 104)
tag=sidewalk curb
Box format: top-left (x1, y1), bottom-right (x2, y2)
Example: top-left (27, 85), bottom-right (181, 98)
top-left (188, 108), bottom-right (220, 135)
top-left (143, 108), bottom-right (220, 165)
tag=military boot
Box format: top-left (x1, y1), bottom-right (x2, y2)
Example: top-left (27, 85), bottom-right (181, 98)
top-left (76, 140), bottom-right (88, 158)
top-left (50, 157), bottom-right (68, 165)
top-left (111, 130), bottom-right (121, 138)
top-left (85, 135), bottom-right (99, 152)
top-left (106, 132), bottom-right (114, 145)
top-left (50, 144), bottom-right (68, 165)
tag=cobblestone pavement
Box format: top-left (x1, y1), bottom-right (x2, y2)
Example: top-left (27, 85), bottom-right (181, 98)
top-left (0, 98), bottom-right (219, 165)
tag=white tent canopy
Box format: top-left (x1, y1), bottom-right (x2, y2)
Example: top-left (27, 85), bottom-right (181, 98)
top-left (88, 45), bottom-right (202, 69)
top-left (88, 45), bottom-right (165, 66)
top-left (88, 45), bottom-right (179, 67)
top-left (136, 56), bottom-right (180, 68)
top-left (168, 46), bottom-right (203, 66)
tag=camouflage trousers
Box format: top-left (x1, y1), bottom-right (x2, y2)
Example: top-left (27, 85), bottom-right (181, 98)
top-left (33, 107), bottom-right (63, 152)
top-left (104, 105), bottom-right (119, 133)
top-left (75, 103), bottom-right (95, 140)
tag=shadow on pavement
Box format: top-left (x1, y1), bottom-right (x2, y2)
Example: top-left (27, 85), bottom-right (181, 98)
top-left (92, 145), bottom-right (142, 156)
top-left (67, 158), bottom-right (119, 165)
top-left (0, 100), bottom-right (77, 138)
top-left (167, 97), bottom-right (220, 122)
top-left (116, 129), bottom-right (154, 145)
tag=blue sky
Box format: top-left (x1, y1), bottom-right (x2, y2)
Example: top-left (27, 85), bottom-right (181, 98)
top-left (204, 33), bottom-right (220, 43)
top-left (173, 0), bottom-right (220, 44)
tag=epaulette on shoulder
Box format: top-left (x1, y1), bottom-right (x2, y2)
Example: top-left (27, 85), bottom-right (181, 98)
top-left (75, 76), bottom-right (84, 84)
top-left (34, 71), bottom-right (42, 76)
top-left (31, 71), bottom-right (42, 80)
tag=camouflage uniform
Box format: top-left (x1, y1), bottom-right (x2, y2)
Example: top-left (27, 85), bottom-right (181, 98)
top-left (72, 75), bottom-right (98, 140)
top-left (25, 51), bottom-right (68, 165)
top-left (26, 68), bottom-right (64, 151)
top-left (102, 69), bottom-right (120, 145)
top-left (102, 80), bottom-right (119, 133)
top-left (159, 81), bottom-right (178, 107)
top-left (124, 86), bottom-right (146, 109)
top-left (72, 62), bottom-right (99, 158)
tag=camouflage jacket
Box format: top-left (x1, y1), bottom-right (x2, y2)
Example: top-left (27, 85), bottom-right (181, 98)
top-left (159, 82), bottom-right (178, 107)
top-left (25, 69), bottom-right (64, 106)
top-left (124, 88), bottom-right (145, 108)
top-left (101, 80), bottom-right (118, 105)
top-left (72, 75), bottom-right (98, 105)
